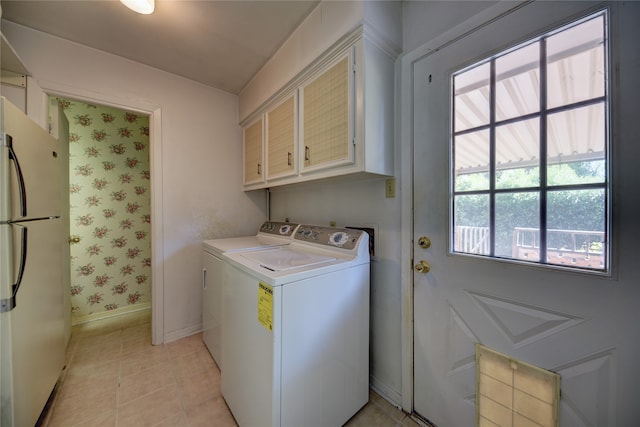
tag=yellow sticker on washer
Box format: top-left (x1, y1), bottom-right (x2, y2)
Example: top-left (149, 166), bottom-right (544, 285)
top-left (258, 281), bottom-right (273, 332)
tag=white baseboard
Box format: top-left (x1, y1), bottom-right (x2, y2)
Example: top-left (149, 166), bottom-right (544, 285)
top-left (370, 374), bottom-right (402, 409)
top-left (71, 303), bottom-right (151, 325)
top-left (163, 322), bottom-right (202, 344)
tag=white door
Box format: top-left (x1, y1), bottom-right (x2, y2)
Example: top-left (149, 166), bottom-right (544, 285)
top-left (412, 2), bottom-right (640, 426)
top-left (49, 97), bottom-right (72, 348)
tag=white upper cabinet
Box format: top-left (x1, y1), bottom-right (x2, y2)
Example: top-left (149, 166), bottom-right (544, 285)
top-left (265, 93), bottom-right (297, 180)
top-left (300, 53), bottom-right (353, 173)
top-left (242, 116), bottom-right (264, 186)
top-left (242, 29), bottom-right (397, 191)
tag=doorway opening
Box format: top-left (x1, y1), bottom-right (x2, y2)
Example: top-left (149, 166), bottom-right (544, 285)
top-left (49, 96), bottom-right (152, 326)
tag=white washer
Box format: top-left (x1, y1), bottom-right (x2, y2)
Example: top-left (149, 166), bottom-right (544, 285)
top-left (221, 225), bottom-right (370, 427)
top-left (201, 221), bottom-right (298, 368)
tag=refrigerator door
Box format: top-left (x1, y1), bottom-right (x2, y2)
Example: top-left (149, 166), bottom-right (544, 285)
top-left (0, 224), bottom-right (15, 425)
top-left (1, 97), bottom-right (65, 426)
top-left (3, 218), bottom-right (65, 427)
top-left (1, 97), bottom-right (60, 220)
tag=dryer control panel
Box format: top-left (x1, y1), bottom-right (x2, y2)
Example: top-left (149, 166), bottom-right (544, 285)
top-left (294, 225), bottom-right (362, 250)
top-left (258, 221), bottom-right (298, 237)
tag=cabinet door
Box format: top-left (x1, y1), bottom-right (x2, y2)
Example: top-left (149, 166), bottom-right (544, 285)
top-left (300, 53), bottom-right (354, 172)
top-left (266, 95), bottom-right (297, 179)
top-left (243, 117), bottom-right (264, 185)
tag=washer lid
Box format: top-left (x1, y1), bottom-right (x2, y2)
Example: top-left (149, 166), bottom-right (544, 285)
top-left (241, 247), bottom-right (336, 272)
top-left (203, 236), bottom-right (289, 254)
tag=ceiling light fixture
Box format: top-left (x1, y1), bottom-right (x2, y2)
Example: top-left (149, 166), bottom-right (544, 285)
top-left (120, 0), bottom-right (155, 15)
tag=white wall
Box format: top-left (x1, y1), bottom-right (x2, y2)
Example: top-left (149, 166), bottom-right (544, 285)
top-left (402, 1), bottom-right (499, 53)
top-left (1, 21), bottom-right (267, 342)
top-left (268, 175), bottom-right (403, 403)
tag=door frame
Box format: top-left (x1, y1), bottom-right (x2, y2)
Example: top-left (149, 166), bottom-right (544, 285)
top-left (397, 0), bottom-right (543, 415)
top-left (26, 79), bottom-right (165, 345)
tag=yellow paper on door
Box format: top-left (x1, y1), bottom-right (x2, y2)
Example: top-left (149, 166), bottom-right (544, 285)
top-left (258, 281), bottom-right (273, 331)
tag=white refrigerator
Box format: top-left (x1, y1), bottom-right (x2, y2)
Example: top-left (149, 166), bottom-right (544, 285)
top-left (1, 97), bottom-right (65, 426)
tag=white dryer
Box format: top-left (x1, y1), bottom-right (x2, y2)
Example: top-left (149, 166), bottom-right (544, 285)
top-left (201, 221), bottom-right (298, 368)
top-left (221, 225), bottom-right (370, 427)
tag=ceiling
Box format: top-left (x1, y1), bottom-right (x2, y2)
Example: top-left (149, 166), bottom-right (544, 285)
top-left (0, 0), bottom-right (319, 94)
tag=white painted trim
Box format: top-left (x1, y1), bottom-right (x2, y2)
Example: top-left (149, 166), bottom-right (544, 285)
top-left (29, 79), bottom-right (165, 345)
top-left (149, 107), bottom-right (164, 346)
top-left (397, 50), bottom-right (414, 414)
top-left (397, 0), bottom-right (531, 415)
top-left (370, 374), bottom-right (402, 409)
top-left (162, 322), bottom-right (202, 344)
top-left (71, 303), bottom-right (151, 326)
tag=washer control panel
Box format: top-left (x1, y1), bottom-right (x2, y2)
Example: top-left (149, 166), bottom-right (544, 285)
top-left (259, 221), bottom-right (298, 237)
top-left (294, 225), bottom-right (362, 250)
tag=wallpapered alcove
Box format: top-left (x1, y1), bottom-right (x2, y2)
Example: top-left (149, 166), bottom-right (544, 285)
top-left (58, 98), bottom-right (152, 320)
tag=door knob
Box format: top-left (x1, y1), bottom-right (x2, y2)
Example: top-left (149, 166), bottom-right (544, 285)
top-left (418, 236), bottom-right (431, 249)
top-left (69, 236), bottom-right (81, 244)
top-left (414, 260), bottom-right (431, 273)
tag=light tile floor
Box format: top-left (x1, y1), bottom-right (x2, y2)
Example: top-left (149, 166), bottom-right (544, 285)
top-left (40, 310), bottom-right (420, 427)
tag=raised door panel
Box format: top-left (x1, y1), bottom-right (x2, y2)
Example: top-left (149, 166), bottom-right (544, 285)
top-left (243, 117), bottom-right (264, 185)
top-left (266, 95), bottom-right (296, 179)
top-left (300, 54), bottom-right (353, 172)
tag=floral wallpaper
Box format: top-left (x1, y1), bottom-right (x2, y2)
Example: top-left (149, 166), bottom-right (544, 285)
top-left (58, 98), bottom-right (151, 319)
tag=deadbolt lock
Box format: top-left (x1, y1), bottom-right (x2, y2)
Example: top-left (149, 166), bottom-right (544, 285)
top-left (418, 236), bottom-right (431, 249)
top-left (414, 260), bottom-right (431, 274)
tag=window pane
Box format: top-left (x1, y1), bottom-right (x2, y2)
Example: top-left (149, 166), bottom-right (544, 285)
top-left (547, 189), bottom-right (606, 270)
top-left (495, 118), bottom-right (540, 189)
top-left (449, 11), bottom-right (608, 273)
top-left (454, 129), bottom-right (490, 191)
top-left (495, 192), bottom-right (540, 260)
top-left (547, 103), bottom-right (605, 185)
top-left (454, 194), bottom-right (489, 255)
top-left (547, 15), bottom-right (605, 109)
top-left (495, 43), bottom-right (540, 121)
top-left (454, 63), bottom-right (490, 132)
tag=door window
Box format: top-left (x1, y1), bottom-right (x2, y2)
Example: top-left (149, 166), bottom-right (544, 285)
top-left (451, 11), bottom-right (609, 272)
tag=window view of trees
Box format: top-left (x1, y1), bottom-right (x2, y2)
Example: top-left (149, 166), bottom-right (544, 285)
top-left (451, 12), bottom-right (608, 271)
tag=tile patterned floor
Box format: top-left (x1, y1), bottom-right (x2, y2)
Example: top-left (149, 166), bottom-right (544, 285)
top-left (40, 310), bottom-right (420, 427)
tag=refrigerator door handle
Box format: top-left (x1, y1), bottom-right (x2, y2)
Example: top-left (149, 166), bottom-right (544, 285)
top-left (13, 224), bottom-right (28, 299)
top-left (7, 135), bottom-right (28, 217)
top-left (1, 224), bottom-right (27, 312)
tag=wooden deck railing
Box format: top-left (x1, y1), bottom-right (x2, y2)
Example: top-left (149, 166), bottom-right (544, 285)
top-left (454, 226), bottom-right (490, 255)
top-left (454, 226), bottom-right (605, 268)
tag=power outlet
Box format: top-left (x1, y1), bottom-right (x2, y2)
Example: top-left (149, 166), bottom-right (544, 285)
top-left (385, 178), bottom-right (396, 198)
